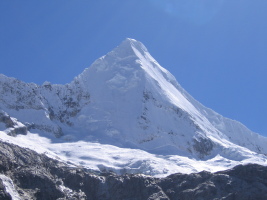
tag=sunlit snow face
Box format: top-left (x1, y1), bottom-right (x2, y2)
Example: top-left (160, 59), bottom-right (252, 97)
top-left (149, 0), bottom-right (224, 25)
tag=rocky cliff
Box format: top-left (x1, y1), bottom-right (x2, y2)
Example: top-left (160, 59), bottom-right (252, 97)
top-left (1, 140), bottom-right (267, 200)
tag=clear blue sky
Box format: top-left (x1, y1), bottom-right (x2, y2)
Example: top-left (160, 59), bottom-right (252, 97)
top-left (0, 1), bottom-right (266, 136)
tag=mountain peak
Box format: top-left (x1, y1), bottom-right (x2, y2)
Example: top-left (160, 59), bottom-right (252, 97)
top-left (122, 38), bottom-right (146, 48)
top-left (124, 37), bottom-right (147, 48)
top-left (77, 38), bottom-right (152, 80)
top-left (110, 38), bottom-right (148, 59)
top-left (124, 37), bottom-right (138, 44)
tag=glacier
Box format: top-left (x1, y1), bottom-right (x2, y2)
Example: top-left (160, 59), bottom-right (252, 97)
top-left (0, 38), bottom-right (266, 177)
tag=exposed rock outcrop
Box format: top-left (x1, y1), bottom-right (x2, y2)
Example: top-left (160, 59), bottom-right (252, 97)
top-left (0, 140), bottom-right (267, 200)
top-left (0, 110), bottom-right (27, 136)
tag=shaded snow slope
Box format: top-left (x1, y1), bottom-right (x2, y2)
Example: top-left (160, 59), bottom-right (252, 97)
top-left (0, 38), bottom-right (267, 176)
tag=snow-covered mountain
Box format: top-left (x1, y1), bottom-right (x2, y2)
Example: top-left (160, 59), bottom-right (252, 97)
top-left (0, 38), bottom-right (266, 176)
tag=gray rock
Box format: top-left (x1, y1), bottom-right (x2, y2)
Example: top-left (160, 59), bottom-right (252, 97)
top-left (0, 140), bottom-right (267, 200)
top-left (193, 137), bottom-right (214, 158)
top-left (0, 110), bottom-right (28, 136)
top-left (0, 111), bottom-right (15, 128)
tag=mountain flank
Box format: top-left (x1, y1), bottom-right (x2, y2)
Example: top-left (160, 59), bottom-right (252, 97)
top-left (1, 140), bottom-right (267, 200)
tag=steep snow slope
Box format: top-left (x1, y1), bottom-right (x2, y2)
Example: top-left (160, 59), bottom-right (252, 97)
top-left (0, 38), bottom-right (266, 176)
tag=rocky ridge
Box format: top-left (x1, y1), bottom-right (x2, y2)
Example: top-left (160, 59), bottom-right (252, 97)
top-left (0, 140), bottom-right (267, 200)
top-left (0, 74), bottom-right (90, 137)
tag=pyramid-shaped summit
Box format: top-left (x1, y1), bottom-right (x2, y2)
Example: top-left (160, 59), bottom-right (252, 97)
top-left (77, 38), bottom-right (154, 77)
top-left (0, 38), bottom-right (267, 176)
top-left (111, 38), bottom-right (149, 58)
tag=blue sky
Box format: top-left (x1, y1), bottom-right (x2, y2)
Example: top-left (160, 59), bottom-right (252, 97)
top-left (0, 0), bottom-right (266, 136)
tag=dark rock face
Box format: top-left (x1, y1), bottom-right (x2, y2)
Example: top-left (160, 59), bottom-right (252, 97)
top-left (0, 111), bottom-right (15, 128)
top-left (193, 137), bottom-right (214, 158)
top-left (0, 110), bottom-right (28, 136)
top-left (159, 166), bottom-right (267, 200)
top-left (0, 140), bottom-right (267, 200)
